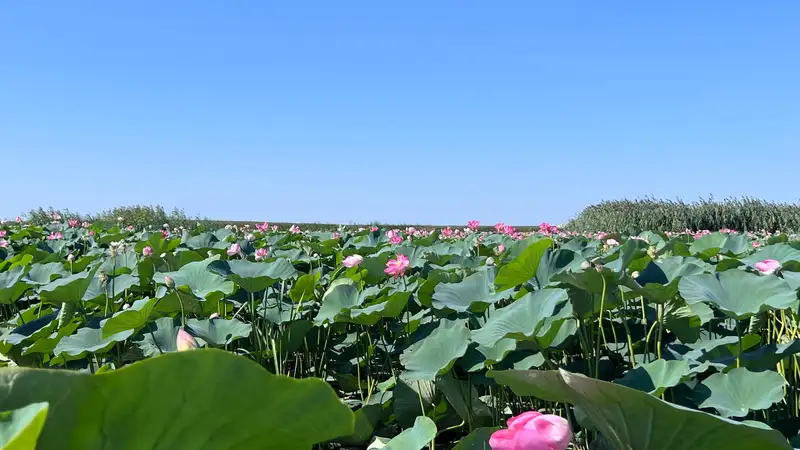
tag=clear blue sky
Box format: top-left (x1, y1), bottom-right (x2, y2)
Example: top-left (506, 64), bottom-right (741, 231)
top-left (2, 2), bottom-right (799, 225)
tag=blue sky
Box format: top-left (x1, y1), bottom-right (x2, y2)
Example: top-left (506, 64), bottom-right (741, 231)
top-left (2, 2), bottom-right (799, 225)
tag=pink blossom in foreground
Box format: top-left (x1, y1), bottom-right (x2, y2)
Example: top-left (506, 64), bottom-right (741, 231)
top-left (68, 220), bottom-right (79, 228)
top-left (0, 230), bottom-right (5, 238)
top-left (142, 246), bottom-right (153, 257)
top-left (384, 254), bottom-right (410, 278)
top-left (495, 244), bottom-right (505, 255)
top-left (753, 241), bottom-right (761, 248)
top-left (467, 220), bottom-right (480, 231)
top-left (502, 224), bottom-right (515, 235)
top-left (176, 328), bottom-right (199, 352)
top-left (755, 259), bottom-right (781, 275)
top-left (442, 227), bottom-right (453, 238)
top-left (494, 222), bottom-right (506, 232)
top-left (256, 222), bottom-right (269, 232)
top-left (255, 247), bottom-right (268, 261)
top-left (227, 243), bottom-right (242, 256)
top-left (343, 254), bottom-right (364, 268)
top-left (0, 239), bottom-right (8, 248)
top-left (386, 229), bottom-right (399, 240)
top-left (489, 411), bottom-right (572, 450)
top-left (389, 235), bottom-right (403, 244)
top-left (47, 232), bottom-right (63, 240)
top-left (289, 225), bottom-right (301, 234)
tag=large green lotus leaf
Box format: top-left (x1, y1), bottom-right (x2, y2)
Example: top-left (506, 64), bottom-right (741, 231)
top-left (207, 258), bottom-right (297, 293)
top-left (695, 367), bottom-right (787, 418)
top-left (400, 319), bottom-right (470, 381)
top-left (494, 238), bottom-right (552, 291)
top-left (679, 270), bottom-right (797, 319)
top-left (101, 297), bottom-right (157, 338)
top-left (132, 317), bottom-right (182, 356)
top-left (489, 369), bottom-right (791, 450)
top-left (22, 263), bottom-right (67, 285)
top-left (315, 278), bottom-right (361, 326)
top-left (743, 244), bottom-right (800, 267)
top-left (182, 232), bottom-right (218, 250)
top-left (690, 232), bottom-right (749, 258)
top-left (616, 359), bottom-right (692, 396)
top-left (258, 300), bottom-right (297, 325)
top-left (605, 239), bottom-right (649, 273)
top-left (347, 292), bottom-right (410, 326)
top-left (82, 273), bottom-right (140, 302)
top-left (135, 234), bottom-right (181, 256)
top-left (666, 335), bottom-right (761, 367)
top-left (289, 272), bottom-right (321, 302)
top-left (471, 289), bottom-right (570, 348)
top-left (0, 349), bottom-right (355, 449)
top-left (0, 402), bottom-right (49, 450)
top-left (393, 378), bottom-right (438, 428)
top-left (782, 271), bottom-right (800, 291)
top-left (633, 256), bottom-right (709, 303)
top-left (156, 257), bottom-right (235, 300)
top-left (663, 300), bottom-right (714, 343)
top-left (451, 427), bottom-right (499, 450)
top-left (186, 318), bottom-right (251, 346)
top-left (535, 248), bottom-right (582, 287)
top-left (22, 322), bottom-right (80, 356)
top-left (417, 270), bottom-right (461, 307)
top-left (376, 416), bottom-right (436, 450)
top-left (432, 270), bottom-right (509, 312)
top-left (53, 324), bottom-right (133, 357)
top-left (0, 313), bottom-right (58, 347)
top-left (99, 251), bottom-right (138, 276)
top-left (0, 266), bottom-right (27, 304)
top-left (38, 267), bottom-right (99, 305)
top-left (151, 287), bottom-right (217, 316)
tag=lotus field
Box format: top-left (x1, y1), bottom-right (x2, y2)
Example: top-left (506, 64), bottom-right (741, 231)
top-left (4, 217), bottom-right (800, 449)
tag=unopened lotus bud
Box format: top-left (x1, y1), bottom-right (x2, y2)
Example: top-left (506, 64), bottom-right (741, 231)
top-left (207, 250), bottom-right (214, 257)
top-left (580, 260), bottom-right (592, 270)
top-left (486, 257), bottom-right (495, 266)
top-left (594, 264), bottom-right (605, 272)
top-left (117, 216), bottom-right (123, 222)
top-left (245, 233), bottom-right (255, 241)
top-left (176, 328), bottom-right (198, 351)
top-left (109, 247), bottom-right (117, 257)
top-left (67, 253), bottom-right (75, 263)
top-left (98, 270), bottom-right (108, 286)
top-left (631, 271), bottom-right (640, 279)
top-left (160, 253), bottom-right (167, 258)
top-left (122, 303), bottom-right (131, 310)
top-left (164, 275), bottom-right (175, 289)
top-left (209, 312), bottom-right (220, 319)
top-left (647, 246), bottom-right (657, 259)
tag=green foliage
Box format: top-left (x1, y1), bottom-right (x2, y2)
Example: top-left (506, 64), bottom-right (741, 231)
top-left (568, 196), bottom-right (800, 232)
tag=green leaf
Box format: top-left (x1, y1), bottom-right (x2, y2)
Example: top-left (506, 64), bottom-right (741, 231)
top-left (38, 268), bottom-right (99, 306)
top-left (290, 273), bottom-right (321, 302)
top-left (0, 402), bottom-right (49, 450)
top-left (432, 270), bottom-right (508, 312)
top-left (381, 416), bottom-right (437, 450)
top-left (53, 325), bottom-right (133, 357)
top-left (82, 273), bottom-right (139, 302)
top-left (489, 369), bottom-right (791, 450)
top-left (156, 257), bottom-right (235, 300)
top-left (133, 317), bottom-right (182, 356)
top-left (400, 319), bottom-right (470, 381)
top-left (696, 367), bottom-right (787, 418)
top-left (22, 263), bottom-right (67, 285)
top-left (494, 238), bottom-right (552, 291)
top-left (207, 258), bottom-right (297, 293)
top-left (0, 266), bottom-right (27, 305)
top-left (471, 289), bottom-right (570, 348)
top-left (616, 359), bottom-right (692, 396)
top-left (0, 349), bottom-right (355, 449)
top-left (679, 271), bottom-right (797, 319)
top-left (186, 318), bottom-right (251, 346)
top-left (102, 297), bottom-right (157, 338)
top-left (347, 292), bottom-right (410, 325)
top-left (436, 372), bottom-right (493, 425)
top-left (315, 279), bottom-right (360, 326)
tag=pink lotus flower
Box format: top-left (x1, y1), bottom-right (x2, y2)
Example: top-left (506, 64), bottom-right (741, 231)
top-left (227, 243), bottom-right (242, 256)
top-left (502, 224), bottom-right (515, 235)
top-left (384, 254), bottom-right (410, 278)
top-left (255, 247), bottom-right (268, 261)
top-left (752, 241), bottom-right (761, 248)
top-left (494, 222), bottom-right (506, 232)
top-left (16, 216), bottom-right (22, 223)
top-left (161, 229), bottom-right (169, 239)
top-left (495, 244), bottom-right (505, 255)
top-left (89, 230), bottom-right (95, 236)
top-left (386, 229), bottom-right (400, 239)
top-left (343, 254), bottom-right (364, 268)
top-left (82, 221), bottom-right (92, 228)
top-left (489, 411), bottom-right (572, 450)
top-left (68, 220), bottom-right (79, 228)
top-left (0, 239), bottom-right (8, 248)
top-left (142, 246), bottom-right (153, 256)
top-left (176, 328), bottom-right (199, 351)
top-left (370, 226), bottom-right (379, 232)
top-left (606, 238), bottom-right (619, 246)
top-left (467, 220), bottom-right (480, 231)
top-left (331, 232), bottom-right (341, 239)
top-left (47, 232), bottom-right (63, 240)
top-left (52, 213), bottom-right (61, 221)
top-left (755, 259), bottom-right (781, 275)
top-left (289, 225), bottom-right (301, 234)
top-left (271, 225), bottom-right (279, 232)
top-left (256, 221), bottom-right (269, 232)
top-left (442, 227), bottom-right (453, 238)
top-left (0, 230), bottom-right (5, 238)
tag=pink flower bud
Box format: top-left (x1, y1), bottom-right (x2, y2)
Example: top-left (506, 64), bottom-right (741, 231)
top-left (176, 328), bottom-right (198, 351)
top-left (142, 246), bottom-right (153, 257)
